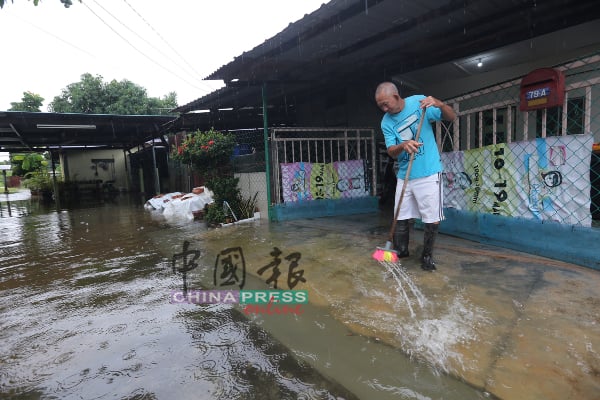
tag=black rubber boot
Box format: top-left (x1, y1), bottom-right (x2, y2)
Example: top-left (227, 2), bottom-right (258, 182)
top-left (393, 219), bottom-right (410, 258)
top-left (421, 223), bottom-right (438, 271)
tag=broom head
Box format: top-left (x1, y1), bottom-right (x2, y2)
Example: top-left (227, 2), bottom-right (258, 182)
top-left (372, 241), bottom-right (399, 263)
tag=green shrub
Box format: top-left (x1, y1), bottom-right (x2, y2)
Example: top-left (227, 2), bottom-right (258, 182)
top-left (204, 203), bottom-right (227, 227)
top-left (204, 176), bottom-right (241, 226)
top-left (238, 192), bottom-right (259, 220)
top-left (22, 170), bottom-right (55, 192)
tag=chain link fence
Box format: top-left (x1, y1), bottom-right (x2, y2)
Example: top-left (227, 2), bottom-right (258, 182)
top-left (166, 127), bottom-right (378, 219)
top-left (438, 52), bottom-right (600, 227)
top-left (165, 52), bottom-right (600, 227)
top-left (165, 129), bottom-right (268, 217)
top-left (228, 129), bottom-right (268, 218)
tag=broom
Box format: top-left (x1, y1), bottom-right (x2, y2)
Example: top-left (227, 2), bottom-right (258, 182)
top-left (372, 108), bottom-right (426, 263)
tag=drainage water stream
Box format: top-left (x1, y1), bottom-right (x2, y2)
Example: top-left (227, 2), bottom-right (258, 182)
top-left (1, 192), bottom-right (599, 399)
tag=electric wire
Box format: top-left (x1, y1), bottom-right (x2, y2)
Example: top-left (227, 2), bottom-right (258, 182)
top-left (10, 13), bottom-right (95, 59)
top-left (82, 0), bottom-right (205, 92)
top-left (90, 0), bottom-right (210, 92)
top-left (121, 0), bottom-right (217, 93)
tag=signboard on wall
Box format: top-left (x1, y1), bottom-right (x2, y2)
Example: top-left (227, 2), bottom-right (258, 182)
top-left (441, 134), bottom-right (593, 226)
top-left (280, 160), bottom-right (368, 202)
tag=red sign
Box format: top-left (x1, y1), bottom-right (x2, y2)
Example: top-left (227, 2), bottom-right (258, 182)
top-left (519, 68), bottom-right (565, 111)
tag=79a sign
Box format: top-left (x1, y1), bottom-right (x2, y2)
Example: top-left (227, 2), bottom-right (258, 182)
top-left (525, 86), bottom-right (551, 101)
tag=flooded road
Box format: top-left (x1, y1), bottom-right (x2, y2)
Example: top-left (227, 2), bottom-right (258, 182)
top-left (1, 191), bottom-right (599, 399)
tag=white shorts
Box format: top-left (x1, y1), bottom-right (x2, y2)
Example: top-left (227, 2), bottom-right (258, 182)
top-left (394, 173), bottom-right (444, 223)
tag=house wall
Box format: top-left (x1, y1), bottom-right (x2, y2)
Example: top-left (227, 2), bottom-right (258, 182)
top-left (61, 149), bottom-right (129, 191)
top-left (434, 53), bottom-right (600, 269)
top-left (441, 57), bottom-right (599, 149)
top-left (294, 46), bottom-right (600, 157)
top-left (293, 45), bottom-right (600, 270)
top-left (293, 23), bottom-right (600, 146)
top-left (235, 172), bottom-right (268, 220)
top-left (295, 81), bottom-right (382, 130)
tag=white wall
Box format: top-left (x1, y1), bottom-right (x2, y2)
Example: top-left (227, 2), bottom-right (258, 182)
top-left (62, 149), bottom-right (128, 191)
top-left (235, 172), bottom-right (268, 219)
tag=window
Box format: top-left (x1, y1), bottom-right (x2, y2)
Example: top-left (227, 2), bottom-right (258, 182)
top-left (566, 97), bottom-right (585, 135)
top-left (535, 96), bottom-right (585, 137)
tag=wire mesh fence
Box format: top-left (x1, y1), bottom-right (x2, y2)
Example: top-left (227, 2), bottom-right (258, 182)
top-left (229, 128), bottom-right (266, 174)
top-left (166, 127), bottom-right (378, 219)
top-left (228, 128), bottom-right (267, 218)
top-left (437, 52), bottom-right (600, 227)
top-left (166, 129), bottom-right (268, 217)
top-left (164, 51), bottom-right (600, 227)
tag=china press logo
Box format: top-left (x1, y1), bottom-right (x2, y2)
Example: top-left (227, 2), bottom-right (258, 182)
top-left (169, 289), bottom-right (308, 315)
top-left (171, 242), bottom-right (308, 316)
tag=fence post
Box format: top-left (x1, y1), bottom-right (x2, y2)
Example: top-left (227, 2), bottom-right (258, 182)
top-left (2, 169), bottom-right (8, 194)
top-left (262, 83), bottom-right (273, 221)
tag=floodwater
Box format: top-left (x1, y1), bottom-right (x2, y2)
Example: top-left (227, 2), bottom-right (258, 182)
top-left (1, 191), bottom-right (599, 400)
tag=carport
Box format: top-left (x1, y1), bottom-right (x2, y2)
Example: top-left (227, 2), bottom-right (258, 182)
top-left (0, 111), bottom-right (175, 201)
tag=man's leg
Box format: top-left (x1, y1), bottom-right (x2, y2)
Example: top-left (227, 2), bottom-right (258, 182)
top-left (412, 173), bottom-right (443, 271)
top-left (421, 223), bottom-right (438, 271)
top-left (394, 219), bottom-right (410, 257)
top-left (393, 177), bottom-right (417, 258)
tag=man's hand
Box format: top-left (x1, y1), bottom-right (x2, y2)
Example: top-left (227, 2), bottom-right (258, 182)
top-left (419, 96), bottom-right (443, 109)
top-left (387, 140), bottom-right (421, 158)
top-left (400, 140), bottom-right (421, 154)
top-left (420, 95), bottom-right (456, 121)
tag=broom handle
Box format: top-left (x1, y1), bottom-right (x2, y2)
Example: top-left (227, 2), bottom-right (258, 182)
top-left (388, 107), bottom-right (427, 242)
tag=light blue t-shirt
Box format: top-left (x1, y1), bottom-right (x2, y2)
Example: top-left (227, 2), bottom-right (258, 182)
top-left (380, 95), bottom-right (443, 180)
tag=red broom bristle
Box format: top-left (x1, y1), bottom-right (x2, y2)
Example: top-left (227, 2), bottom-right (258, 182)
top-left (372, 248), bottom-right (399, 263)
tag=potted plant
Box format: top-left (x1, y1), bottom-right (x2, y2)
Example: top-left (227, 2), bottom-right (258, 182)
top-left (22, 169), bottom-right (55, 200)
top-left (238, 192), bottom-right (259, 220)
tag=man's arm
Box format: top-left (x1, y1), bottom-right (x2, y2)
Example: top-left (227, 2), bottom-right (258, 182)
top-left (387, 143), bottom-right (403, 159)
top-left (420, 96), bottom-right (456, 121)
top-left (438, 102), bottom-right (456, 121)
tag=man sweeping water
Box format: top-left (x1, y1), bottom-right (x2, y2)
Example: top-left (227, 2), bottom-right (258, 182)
top-left (374, 82), bottom-right (456, 271)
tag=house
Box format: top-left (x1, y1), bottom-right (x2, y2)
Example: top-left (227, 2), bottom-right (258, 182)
top-left (2, 1), bottom-right (599, 268)
top-left (163, 0), bottom-right (600, 269)
top-left (0, 111), bottom-right (175, 196)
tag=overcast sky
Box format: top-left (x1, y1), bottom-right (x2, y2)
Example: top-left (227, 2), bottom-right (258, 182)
top-left (0, 0), bottom-right (326, 111)
top-left (0, 0), bottom-right (326, 161)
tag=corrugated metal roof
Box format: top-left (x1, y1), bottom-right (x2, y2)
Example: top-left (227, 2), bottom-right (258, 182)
top-left (202, 0), bottom-right (600, 83)
top-left (171, 0), bottom-right (600, 126)
top-left (0, 112), bottom-right (174, 151)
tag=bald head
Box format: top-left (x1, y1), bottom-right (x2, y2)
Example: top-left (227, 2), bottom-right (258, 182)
top-left (375, 82), bottom-right (399, 98)
top-left (375, 82), bottom-right (404, 114)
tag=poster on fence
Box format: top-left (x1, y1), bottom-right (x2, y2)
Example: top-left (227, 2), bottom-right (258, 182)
top-left (441, 134), bottom-right (593, 226)
top-left (280, 160), bottom-right (368, 202)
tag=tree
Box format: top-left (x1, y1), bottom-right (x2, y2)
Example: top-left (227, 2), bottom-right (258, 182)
top-left (9, 91), bottom-right (44, 112)
top-left (48, 73), bottom-right (178, 115)
top-left (0, 0), bottom-right (78, 8)
top-left (10, 152), bottom-right (48, 176)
